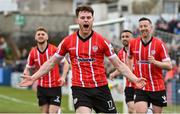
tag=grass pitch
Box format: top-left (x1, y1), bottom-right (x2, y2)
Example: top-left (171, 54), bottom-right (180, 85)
top-left (0, 86), bottom-right (122, 113)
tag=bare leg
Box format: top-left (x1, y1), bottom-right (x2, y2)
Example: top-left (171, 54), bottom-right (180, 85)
top-left (152, 105), bottom-right (163, 114)
top-left (40, 104), bottom-right (49, 114)
top-left (135, 101), bottom-right (148, 114)
top-left (127, 101), bottom-right (135, 113)
top-left (76, 106), bottom-right (91, 114)
top-left (49, 104), bottom-right (60, 114)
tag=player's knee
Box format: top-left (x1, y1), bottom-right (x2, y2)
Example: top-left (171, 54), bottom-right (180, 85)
top-left (128, 106), bottom-right (135, 113)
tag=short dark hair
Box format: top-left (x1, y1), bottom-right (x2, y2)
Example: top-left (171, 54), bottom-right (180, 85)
top-left (76, 5), bottom-right (94, 17)
top-left (120, 30), bottom-right (133, 38)
top-left (36, 26), bottom-right (47, 33)
top-left (139, 17), bottom-right (152, 24)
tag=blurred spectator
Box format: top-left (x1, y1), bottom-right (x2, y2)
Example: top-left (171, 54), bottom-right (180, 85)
top-left (155, 16), bottom-right (168, 32)
top-left (165, 60), bottom-right (178, 82)
top-left (174, 21), bottom-right (180, 35)
top-left (0, 36), bottom-right (8, 67)
top-left (15, 48), bottom-right (28, 72)
top-left (177, 64), bottom-right (180, 80)
top-left (21, 48), bottom-right (28, 60)
top-left (168, 18), bottom-right (178, 33)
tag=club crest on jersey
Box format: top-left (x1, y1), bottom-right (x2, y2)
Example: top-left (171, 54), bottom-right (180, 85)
top-left (151, 50), bottom-right (156, 55)
top-left (92, 45), bottom-right (98, 52)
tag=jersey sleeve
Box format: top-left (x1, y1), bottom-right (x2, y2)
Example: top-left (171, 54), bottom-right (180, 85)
top-left (102, 38), bottom-right (115, 58)
top-left (26, 48), bottom-right (35, 68)
top-left (158, 41), bottom-right (170, 61)
top-left (55, 38), bottom-right (68, 58)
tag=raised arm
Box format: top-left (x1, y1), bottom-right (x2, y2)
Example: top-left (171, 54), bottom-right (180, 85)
top-left (109, 54), bottom-right (146, 88)
top-left (19, 55), bottom-right (63, 87)
top-left (109, 54), bottom-right (137, 82)
top-left (110, 55), bottom-right (134, 80)
top-left (31, 55), bottom-right (62, 80)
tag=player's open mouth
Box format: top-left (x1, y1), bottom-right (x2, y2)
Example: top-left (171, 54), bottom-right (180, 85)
top-left (83, 24), bottom-right (89, 28)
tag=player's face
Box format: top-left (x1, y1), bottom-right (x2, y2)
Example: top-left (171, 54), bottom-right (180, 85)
top-left (120, 32), bottom-right (132, 47)
top-left (76, 11), bottom-right (94, 36)
top-left (139, 20), bottom-right (152, 39)
top-left (35, 30), bottom-right (48, 44)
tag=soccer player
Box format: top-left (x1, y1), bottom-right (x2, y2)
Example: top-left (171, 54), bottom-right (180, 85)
top-left (128, 17), bottom-right (172, 113)
top-left (23, 26), bottom-right (69, 114)
top-left (19, 5), bottom-right (146, 114)
top-left (110, 30), bottom-right (135, 113)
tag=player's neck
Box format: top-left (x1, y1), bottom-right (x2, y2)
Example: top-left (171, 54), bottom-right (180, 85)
top-left (124, 46), bottom-right (128, 52)
top-left (79, 30), bottom-right (92, 39)
top-left (37, 42), bottom-right (48, 52)
top-left (141, 35), bottom-right (152, 44)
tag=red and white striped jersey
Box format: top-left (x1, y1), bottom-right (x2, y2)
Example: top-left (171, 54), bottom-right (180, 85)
top-left (118, 48), bottom-right (135, 88)
top-left (55, 31), bottom-right (115, 88)
top-left (27, 44), bottom-right (60, 88)
top-left (128, 37), bottom-right (170, 91)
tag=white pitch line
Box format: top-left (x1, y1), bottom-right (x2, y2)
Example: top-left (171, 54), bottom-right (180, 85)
top-left (0, 94), bottom-right (37, 106)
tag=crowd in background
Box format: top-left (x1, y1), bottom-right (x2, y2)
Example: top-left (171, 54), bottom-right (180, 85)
top-left (0, 36), bottom-right (13, 67)
top-left (154, 16), bottom-right (180, 83)
top-left (155, 16), bottom-right (180, 35)
top-left (0, 17), bottom-right (179, 83)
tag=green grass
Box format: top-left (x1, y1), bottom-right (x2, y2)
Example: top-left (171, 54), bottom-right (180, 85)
top-left (0, 86), bottom-right (122, 113)
top-left (2, 86), bottom-right (179, 113)
top-left (163, 104), bottom-right (180, 113)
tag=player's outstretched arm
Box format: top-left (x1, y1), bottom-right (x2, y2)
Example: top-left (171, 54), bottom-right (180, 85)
top-left (109, 54), bottom-right (146, 88)
top-left (109, 70), bottom-right (121, 80)
top-left (19, 55), bottom-right (63, 87)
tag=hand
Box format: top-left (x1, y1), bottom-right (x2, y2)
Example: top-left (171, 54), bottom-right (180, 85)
top-left (135, 78), bottom-right (147, 89)
top-left (148, 56), bottom-right (156, 64)
top-left (18, 75), bottom-right (34, 87)
top-left (109, 73), bottom-right (117, 80)
top-left (59, 77), bottom-right (66, 86)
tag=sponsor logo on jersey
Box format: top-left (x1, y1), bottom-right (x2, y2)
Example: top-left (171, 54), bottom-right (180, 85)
top-left (69, 47), bottom-right (76, 50)
top-left (138, 60), bottom-right (150, 64)
top-left (133, 51), bottom-right (139, 54)
top-left (77, 58), bottom-right (95, 62)
top-left (34, 59), bottom-right (38, 62)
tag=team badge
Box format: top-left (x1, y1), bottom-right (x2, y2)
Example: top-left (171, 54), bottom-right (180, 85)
top-left (151, 50), bottom-right (156, 55)
top-left (92, 45), bottom-right (98, 52)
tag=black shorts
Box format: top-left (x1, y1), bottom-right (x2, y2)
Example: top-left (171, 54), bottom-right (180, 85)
top-left (134, 89), bottom-right (167, 107)
top-left (71, 85), bottom-right (117, 113)
top-left (124, 87), bottom-right (135, 103)
top-left (37, 86), bottom-right (62, 106)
